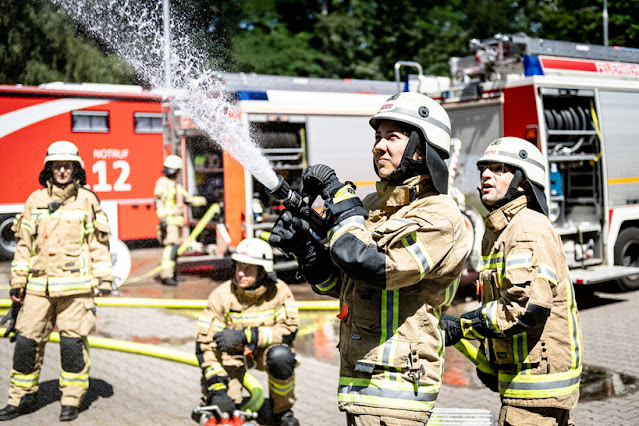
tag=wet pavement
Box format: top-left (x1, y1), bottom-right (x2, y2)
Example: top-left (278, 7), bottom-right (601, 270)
top-left (1, 247), bottom-right (639, 424)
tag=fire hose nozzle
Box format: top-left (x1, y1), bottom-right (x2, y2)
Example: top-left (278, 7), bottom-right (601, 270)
top-left (267, 175), bottom-right (302, 208)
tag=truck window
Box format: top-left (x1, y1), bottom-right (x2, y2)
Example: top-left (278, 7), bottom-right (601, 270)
top-left (71, 111), bottom-right (109, 133)
top-left (134, 112), bottom-right (163, 133)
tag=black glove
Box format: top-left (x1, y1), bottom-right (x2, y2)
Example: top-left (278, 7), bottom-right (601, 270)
top-left (213, 328), bottom-right (258, 354)
top-left (302, 164), bottom-right (343, 200)
top-left (213, 329), bottom-right (247, 354)
top-left (441, 313), bottom-right (463, 347)
top-left (2, 289), bottom-right (23, 343)
top-left (158, 221), bottom-right (167, 232)
top-left (476, 367), bottom-right (499, 393)
top-left (269, 211), bottom-right (313, 257)
top-left (204, 375), bottom-right (236, 414)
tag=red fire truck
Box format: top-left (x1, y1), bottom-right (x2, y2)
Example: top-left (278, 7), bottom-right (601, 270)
top-left (0, 83), bottom-right (165, 259)
top-left (413, 33), bottom-right (639, 290)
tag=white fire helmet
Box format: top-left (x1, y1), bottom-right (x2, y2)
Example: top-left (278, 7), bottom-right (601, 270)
top-left (477, 137), bottom-right (545, 189)
top-left (477, 137), bottom-right (548, 215)
top-left (44, 141), bottom-right (84, 168)
top-left (231, 238), bottom-right (274, 273)
top-left (369, 92), bottom-right (452, 159)
top-left (163, 155), bottom-right (183, 170)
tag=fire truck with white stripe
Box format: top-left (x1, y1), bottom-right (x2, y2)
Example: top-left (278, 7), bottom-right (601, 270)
top-left (0, 83), bottom-right (166, 259)
top-left (410, 33), bottom-right (639, 290)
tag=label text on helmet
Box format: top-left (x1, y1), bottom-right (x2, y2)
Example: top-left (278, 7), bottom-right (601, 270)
top-left (380, 102), bottom-right (395, 111)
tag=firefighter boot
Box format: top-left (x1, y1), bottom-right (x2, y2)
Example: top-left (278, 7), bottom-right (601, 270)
top-left (60, 405), bottom-right (79, 422)
top-left (278, 409), bottom-right (300, 426)
top-left (161, 277), bottom-right (178, 286)
top-left (0, 393), bottom-right (37, 421)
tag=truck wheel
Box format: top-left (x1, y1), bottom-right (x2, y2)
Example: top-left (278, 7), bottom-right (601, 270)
top-left (0, 214), bottom-right (17, 260)
top-left (614, 227), bottom-right (639, 291)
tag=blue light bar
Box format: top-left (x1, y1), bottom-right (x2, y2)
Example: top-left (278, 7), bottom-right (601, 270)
top-left (236, 91), bottom-right (268, 101)
top-left (523, 55), bottom-right (544, 77)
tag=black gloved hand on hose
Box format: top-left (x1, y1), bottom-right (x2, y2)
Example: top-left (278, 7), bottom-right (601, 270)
top-left (302, 164), bottom-right (367, 227)
top-left (441, 313), bottom-right (463, 347)
top-left (269, 211), bottom-right (313, 258)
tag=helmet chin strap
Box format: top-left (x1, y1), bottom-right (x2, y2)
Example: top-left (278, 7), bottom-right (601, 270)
top-left (479, 169), bottom-right (525, 212)
top-left (380, 131), bottom-right (424, 185)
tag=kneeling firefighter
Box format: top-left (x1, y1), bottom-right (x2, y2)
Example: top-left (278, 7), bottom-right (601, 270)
top-left (1, 141), bottom-right (113, 422)
top-left (154, 155), bottom-right (206, 286)
top-left (195, 238), bottom-right (300, 426)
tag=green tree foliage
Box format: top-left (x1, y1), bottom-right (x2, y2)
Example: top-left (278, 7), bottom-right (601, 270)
top-left (1, 0), bottom-right (638, 85)
top-left (0, 0), bottom-right (135, 85)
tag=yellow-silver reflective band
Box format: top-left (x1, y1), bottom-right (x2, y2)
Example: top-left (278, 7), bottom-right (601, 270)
top-left (378, 290), bottom-right (399, 368)
top-left (338, 376), bottom-right (439, 411)
top-left (328, 215), bottom-right (366, 243)
top-left (269, 378), bottom-right (294, 395)
top-left (566, 275), bottom-right (582, 369)
top-left (537, 263), bottom-right (558, 286)
top-left (401, 231), bottom-right (433, 280)
top-left (204, 363), bottom-right (225, 379)
top-left (228, 309), bottom-right (276, 325)
top-left (284, 300), bottom-right (298, 314)
top-left (10, 372), bottom-right (39, 388)
top-left (59, 370), bottom-right (89, 388)
top-left (11, 260), bottom-right (29, 272)
top-left (499, 366), bottom-right (582, 398)
top-left (316, 274), bottom-right (338, 292)
top-left (505, 253), bottom-right (533, 271)
top-left (482, 300), bottom-right (501, 334)
top-left (198, 314), bottom-right (215, 330)
top-left (480, 252), bottom-right (504, 271)
top-left (212, 319), bottom-right (225, 333)
top-left (258, 326), bottom-right (273, 347)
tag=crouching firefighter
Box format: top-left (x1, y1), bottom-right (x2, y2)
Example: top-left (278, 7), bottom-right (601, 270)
top-left (442, 137), bottom-right (583, 426)
top-left (154, 155), bottom-right (206, 286)
top-left (0, 141), bottom-right (113, 422)
top-left (195, 238), bottom-right (301, 426)
top-left (269, 92), bottom-right (469, 425)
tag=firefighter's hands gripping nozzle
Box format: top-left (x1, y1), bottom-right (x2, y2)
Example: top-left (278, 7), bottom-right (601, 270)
top-left (267, 174), bottom-right (326, 239)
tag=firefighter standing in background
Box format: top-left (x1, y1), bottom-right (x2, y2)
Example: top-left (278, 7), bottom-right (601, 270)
top-left (195, 238), bottom-right (300, 426)
top-left (270, 92), bottom-right (469, 425)
top-left (0, 141), bottom-right (113, 422)
top-left (154, 155), bottom-right (206, 286)
top-left (442, 137), bottom-right (583, 426)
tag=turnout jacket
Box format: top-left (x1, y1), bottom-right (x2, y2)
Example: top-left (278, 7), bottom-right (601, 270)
top-left (196, 278), bottom-right (299, 371)
top-left (154, 176), bottom-right (204, 226)
top-left (311, 175), bottom-right (468, 422)
top-left (465, 195), bottom-right (582, 410)
top-left (11, 181), bottom-right (113, 297)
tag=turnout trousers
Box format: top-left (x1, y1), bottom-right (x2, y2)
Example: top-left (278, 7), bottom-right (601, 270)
top-left (8, 293), bottom-right (95, 407)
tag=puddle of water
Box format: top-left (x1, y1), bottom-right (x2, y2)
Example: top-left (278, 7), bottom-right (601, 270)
top-left (579, 364), bottom-right (639, 401)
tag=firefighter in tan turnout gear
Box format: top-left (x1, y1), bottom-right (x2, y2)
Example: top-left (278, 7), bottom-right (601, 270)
top-left (154, 155), bottom-right (205, 286)
top-left (442, 137), bottom-right (583, 426)
top-left (269, 92), bottom-right (469, 425)
top-left (0, 141), bottom-right (113, 422)
top-left (195, 238), bottom-right (300, 426)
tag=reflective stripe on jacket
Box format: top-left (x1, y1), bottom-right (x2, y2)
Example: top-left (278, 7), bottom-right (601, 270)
top-left (478, 195), bottom-right (582, 410)
top-left (314, 175), bottom-right (468, 421)
top-left (196, 278), bottom-right (299, 370)
top-left (10, 182), bottom-right (112, 297)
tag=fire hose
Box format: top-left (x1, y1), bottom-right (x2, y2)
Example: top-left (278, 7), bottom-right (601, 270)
top-left (120, 202), bottom-right (221, 286)
top-left (0, 325), bottom-right (265, 413)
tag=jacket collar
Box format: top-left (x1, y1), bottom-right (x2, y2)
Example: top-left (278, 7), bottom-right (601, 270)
top-left (46, 180), bottom-right (78, 202)
top-left (375, 175), bottom-right (435, 208)
top-left (485, 195), bottom-right (529, 232)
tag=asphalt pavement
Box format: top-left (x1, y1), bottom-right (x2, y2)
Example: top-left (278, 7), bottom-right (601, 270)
top-left (1, 248), bottom-right (638, 425)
